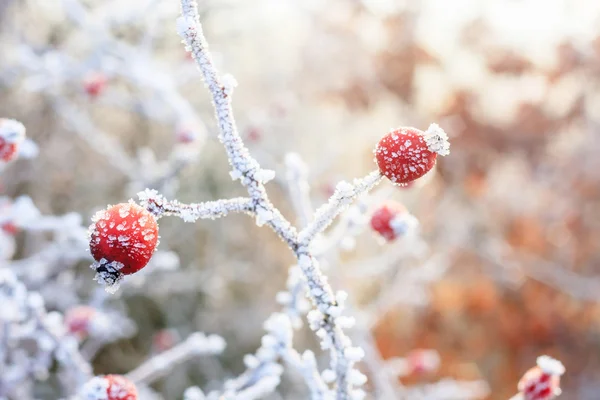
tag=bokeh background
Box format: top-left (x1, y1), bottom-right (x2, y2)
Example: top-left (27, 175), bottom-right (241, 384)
top-left (1, 0), bottom-right (600, 398)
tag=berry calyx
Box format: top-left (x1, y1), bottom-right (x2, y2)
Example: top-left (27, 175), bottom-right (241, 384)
top-left (370, 201), bottom-right (418, 241)
top-left (89, 202), bottom-right (159, 292)
top-left (517, 356), bottom-right (565, 400)
top-left (81, 375), bottom-right (138, 400)
top-left (0, 119), bottom-right (26, 163)
top-left (374, 124), bottom-right (449, 185)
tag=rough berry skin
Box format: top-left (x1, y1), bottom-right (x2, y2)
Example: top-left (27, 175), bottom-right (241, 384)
top-left (370, 201), bottom-right (418, 241)
top-left (81, 375), bottom-right (138, 400)
top-left (0, 119), bottom-right (26, 163)
top-left (517, 356), bottom-right (565, 400)
top-left (89, 202), bottom-right (158, 291)
top-left (374, 124), bottom-right (449, 185)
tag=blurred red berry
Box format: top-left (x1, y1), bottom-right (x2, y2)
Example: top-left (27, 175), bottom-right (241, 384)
top-left (370, 201), bottom-right (417, 241)
top-left (89, 202), bottom-right (159, 289)
top-left (84, 73), bottom-right (107, 98)
top-left (247, 127), bottom-right (261, 142)
top-left (65, 306), bottom-right (96, 339)
top-left (405, 349), bottom-right (440, 375)
top-left (374, 124), bottom-right (449, 185)
top-left (517, 356), bottom-right (565, 400)
top-left (81, 375), bottom-right (138, 400)
top-left (176, 129), bottom-right (197, 144)
top-left (1, 222), bottom-right (18, 235)
top-left (153, 329), bottom-right (178, 352)
top-left (0, 119), bottom-right (26, 163)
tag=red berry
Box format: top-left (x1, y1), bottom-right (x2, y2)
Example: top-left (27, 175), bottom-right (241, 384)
top-left (370, 201), bottom-right (417, 241)
top-left (89, 202), bottom-right (158, 290)
top-left (0, 119), bottom-right (26, 163)
top-left (65, 306), bottom-right (96, 338)
top-left (517, 356), bottom-right (564, 400)
top-left (81, 375), bottom-right (138, 400)
top-left (175, 123), bottom-right (200, 144)
top-left (374, 124), bottom-right (449, 185)
top-left (405, 349), bottom-right (440, 375)
top-left (1, 222), bottom-right (18, 235)
top-left (84, 73), bottom-right (107, 98)
top-left (153, 329), bottom-right (178, 352)
top-left (247, 127), bottom-right (261, 142)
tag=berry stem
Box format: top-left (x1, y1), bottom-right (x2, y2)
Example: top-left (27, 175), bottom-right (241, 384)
top-left (138, 189), bottom-right (255, 221)
top-left (126, 332), bottom-right (225, 385)
top-left (298, 170), bottom-right (382, 248)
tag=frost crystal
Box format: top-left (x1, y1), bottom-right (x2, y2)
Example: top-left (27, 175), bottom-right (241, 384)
top-left (222, 74), bottom-right (238, 96)
top-left (254, 169), bottom-right (276, 184)
top-left (0, 118), bottom-right (26, 143)
top-left (424, 123), bottom-right (450, 156)
top-left (80, 376), bottom-right (109, 400)
top-left (536, 355), bottom-right (565, 376)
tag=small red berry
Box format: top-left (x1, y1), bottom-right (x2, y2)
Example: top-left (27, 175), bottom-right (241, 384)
top-left (153, 329), bottom-right (178, 352)
top-left (81, 375), bottom-right (138, 400)
top-left (89, 202), bottom-right (158, 291)
top-left (1, 221), bottom-right (18, 235)
top-left (405, 349), bottom-right (440, 375)
top-left (246, 127), bottom-right (261, 142)
top-left (517, 356), bottom-right (565, 400)
top-left (65, 306), bottom-right (96, 339)
top-left (374, 124), bottom-right (449, 185)
top-left (84, 73), bottom-right (107, 98)
top-left (370, 201), bottom-right (418, 241)
top-left (0, 119), bottom-right (26, 163)
top-left (175, 123), bottom-right (201, 144)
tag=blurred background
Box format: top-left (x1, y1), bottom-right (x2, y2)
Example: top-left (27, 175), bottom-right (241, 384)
top-left (1, 0), bottom-right (600, 399)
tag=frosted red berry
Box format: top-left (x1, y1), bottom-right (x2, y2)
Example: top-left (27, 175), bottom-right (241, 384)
top-left (517, 356), bottom-right (565, 400)
top-left (0, 119), bottom-right (26, 163)
top-left (374, 124), bottom-right (449, 185)
top-left (89, 202), bottom-right (158, 291)
top-left (84, 73), bottom-right (107, 98)
top-left (81, 375), bottom-right (138, 400)
top-left (370, 201), bottom-right (417, 241)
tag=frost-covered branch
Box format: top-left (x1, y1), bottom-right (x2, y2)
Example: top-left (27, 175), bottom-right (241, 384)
top-left (51, 96), bottom-right (138, 179)
top-left (126, 332), bottom-right (225, 384)
top-left (218, 313), bottom-right (328, 400)
top-left (138, 189), bottom-right (254, 221)
top-left (0, 268), bottom-right (92, 398)
top-left (176, 3), bottom-right (377, 397)
top-left (298, 171), bottom-right (382, 248)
